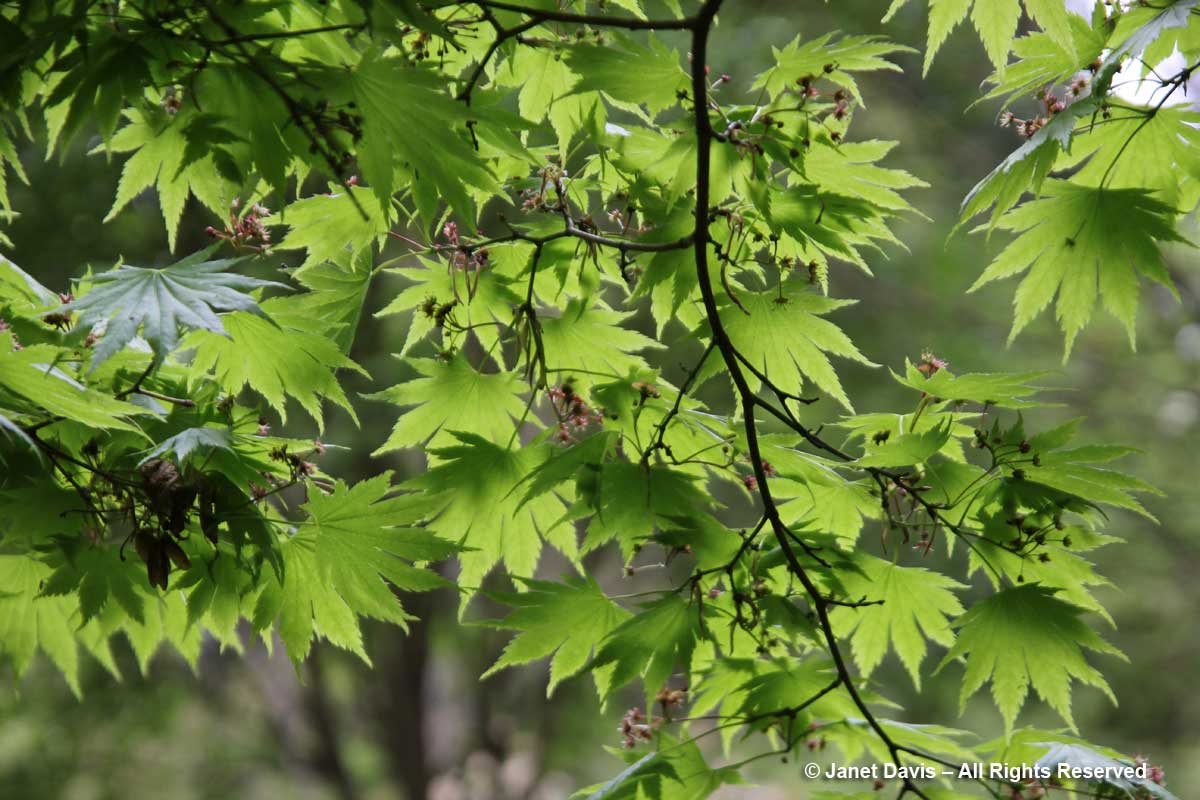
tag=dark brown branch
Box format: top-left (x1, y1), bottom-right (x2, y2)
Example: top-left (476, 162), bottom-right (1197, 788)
top-left (641, 340), bottom-right (716, 465)
top-left (457, 11), bottom-right (544, 104)
top-left (472, 0), bottom-right (696, 30)
top-left (209, 23), bottom-right (365, 46)
top-left (687, 5), bottom-right (928, 796)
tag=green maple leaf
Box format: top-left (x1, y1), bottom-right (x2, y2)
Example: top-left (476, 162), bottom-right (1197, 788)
top-left (1034, 742), bottom-right (1182, 800)
top-left (352, 56), bottom-right (500, 222)
top-left (499, 44), bottom-right (577, 124)
top-left (481, 576), bottom-right (630, 696)
top-left (254, 473), bottom-right (455, 664)
top-left (802, 139), bottom-right (928, 213)
top-left (0, 254), bottom-right (56, 308)
top-left (0, 555), bottom-right (84, 696)
top-left (833, 555), bottom-right (966, 688)
top-left (980, 20), bottom-right (1106, 108)
top-left (764, 436), bottom-right (875, 543)
top-left (139, 426), bottom-right (232, 466)
top-left (753, 34), bottom-right (913, 100)
top-left (40, 542), bottom-right (148, 627)
top-left (580, 735), bottom-right (739, 800)
top-left (737, 657), bottom-right (858, 723)
top-left (967, 527), bottom-right (1117, 624)
top-left (118, 589), bottom-right (200, 677)
top-left (273, 188), bottom-right (390, 271)
top-left (937, 585), bottom-right (1123, 732)
top-left (970, 181), bottom-right (1190, 357)
top-left (856, 422), bottom-right (953, 468)
top-left (0, 127), bottom-right (28, 227)
top-left (102, 108), bottom-right (238, 251)
top-left (406, 434), bottom-right (570, 608)
top-left (893, 361), bottom-right (1053, 407)
top-left (893, 0), bottom-right (1074, 75)
top-left (187, 300), bottom-right (367, 429)
top-left (697, 290), bottom-right (874, 411)
top-left (1059, 106), bottom-right (1200, 211)
top-left (579, 461), bottom-right (715, 559)
top-left (1102, 0), bottom-right (1200, 87)
top-left (1021, 438), bottom-right (1162, 520)
top-left (578, 753), bottom-right (674, 800)
top-left (285, 249), bottom-right (375, 355)
top-left (567, 33), bottom-right (685, 115)
top-left (959, 102), bottom-right (1096, 228)
top-left (961, 2), bottom-right (1200, 227)
top-left (61, 245), bottom-right (284, 369)
top-left (592, 594), bottom-right (705, 703)
top-left (0, 334), bottom-right (143, 431)
top-left (539, 300), bottom-right (662, 385)
top-left (366, 354), bottom-right (529, 454)
top-left (377, 258), bottom-right (521, 359)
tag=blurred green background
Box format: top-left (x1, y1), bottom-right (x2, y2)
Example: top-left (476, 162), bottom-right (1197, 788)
top-left (2, 2), bottom-right (1197, 798)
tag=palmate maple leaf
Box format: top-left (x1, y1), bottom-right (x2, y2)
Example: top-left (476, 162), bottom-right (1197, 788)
top-left (0, 334), bottom-right (143, 431)
top-left (970, 181), bottom-right (1191, 357)
top-left (696, 290), bottom-right (874, 412)
top-left (186, 298), bottom-right (367, 430)
top-left (252, 473), bottom-right (457, 664)
top-left (367, 354), bottom-right (529, 453)
top-left (481, 576), bottom-right (630, 697)
top-left (832, 555), bottom-right (966, 689)
top-left (937, 584), bottom-right (1123, 733)
top-left (61, 245), bottom-right (284, 369)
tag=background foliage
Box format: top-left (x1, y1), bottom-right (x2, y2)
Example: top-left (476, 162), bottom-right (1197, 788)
top-left (0, 1), bottom-right (1198, 799)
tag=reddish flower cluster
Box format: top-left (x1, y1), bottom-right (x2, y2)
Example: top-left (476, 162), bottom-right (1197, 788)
top-left (999, 83), bottom-right (1083, 139)
top-left (741, 460), bottom-right (776, 492)
top-left (1134, 755), bottom-right (1166, 789)
top-left (917, 350), bottom-right (948, 377)
top-left (547, 383), bottom-right (604, 444)
top-left (619, 707), bottom-right (654, 749)
top-left (205, 198), bottom-right (271, 251)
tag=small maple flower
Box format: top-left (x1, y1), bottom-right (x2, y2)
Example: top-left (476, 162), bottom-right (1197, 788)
top-left (619, 707), bottom-right (654, 748)
top-left (1017, 116), bottom-right (1046, 138)
top-left (742, 474), bottom-right (758, 492)
top-left (917, 351), bottom-right (948, 377)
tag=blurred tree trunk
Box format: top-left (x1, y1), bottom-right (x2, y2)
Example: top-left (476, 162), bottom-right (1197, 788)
top-left (373, 592), bottom-right (434, 800)
top-left (305, 647), bottom-right (359, 800)
top-left (346, 260), bottom-right (436, 800)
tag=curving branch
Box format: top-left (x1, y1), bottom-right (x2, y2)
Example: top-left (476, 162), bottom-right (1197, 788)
top-left (685, 3), bottom-right (930, 796)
